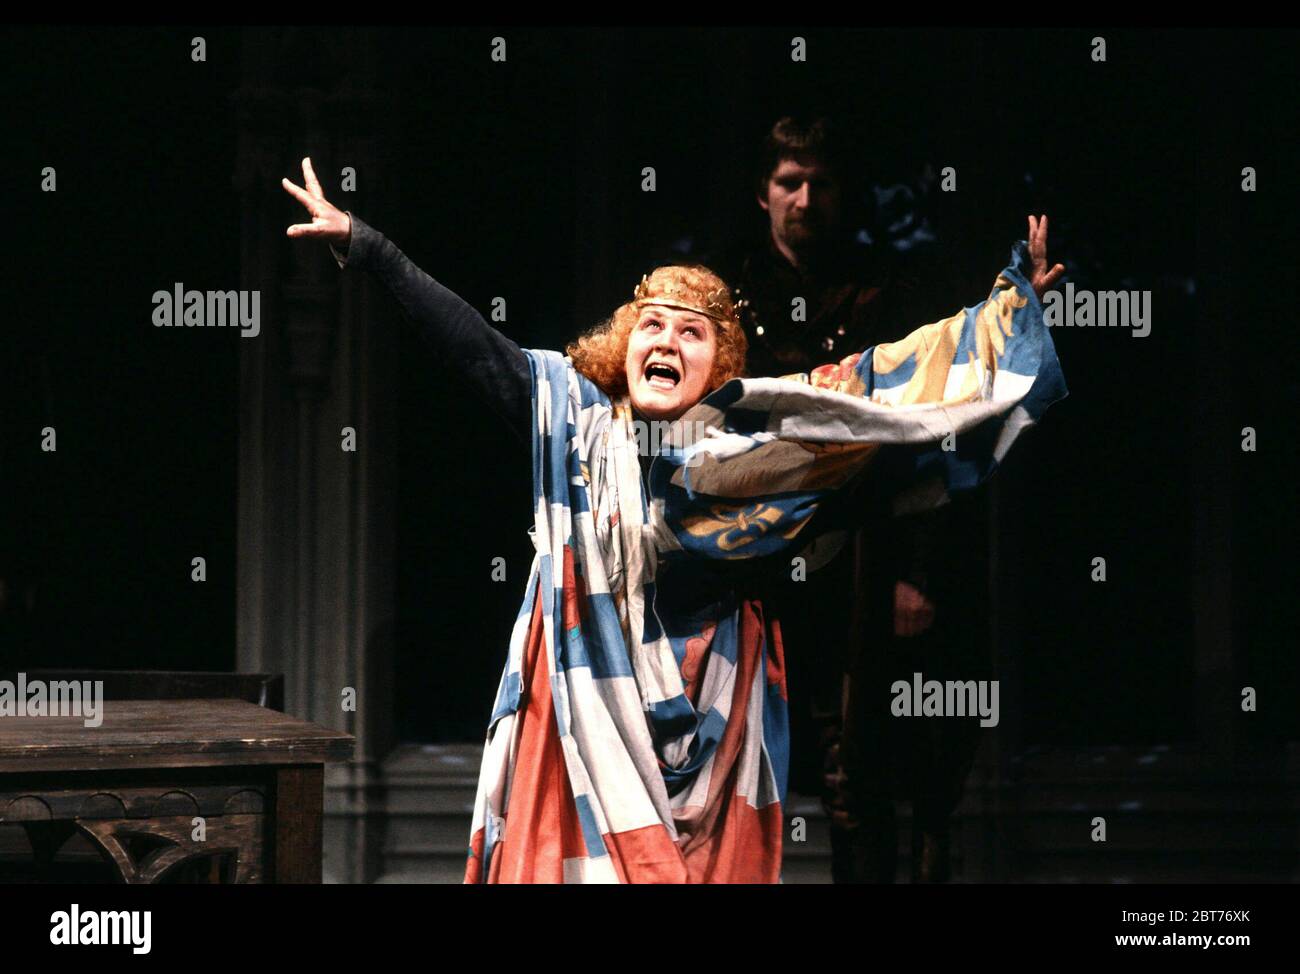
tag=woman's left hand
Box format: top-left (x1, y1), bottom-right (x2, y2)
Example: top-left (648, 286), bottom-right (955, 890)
top-left (1028, 214), bottom-right (1065, 300)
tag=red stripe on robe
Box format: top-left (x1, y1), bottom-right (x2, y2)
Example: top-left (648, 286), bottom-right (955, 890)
top-left (466, 581), bottom-right (788, 883)
top-left (678, 598), bottom-right (785, 883)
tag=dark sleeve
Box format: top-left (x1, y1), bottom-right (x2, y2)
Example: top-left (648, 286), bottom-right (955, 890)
top-left (331, 212), bottom-right (532, 444)
top-left (892, 504), bottom-right (950, 596)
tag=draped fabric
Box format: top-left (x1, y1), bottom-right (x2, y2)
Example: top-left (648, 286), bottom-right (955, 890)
top-left (464, 242), bottom-right (1066, 883)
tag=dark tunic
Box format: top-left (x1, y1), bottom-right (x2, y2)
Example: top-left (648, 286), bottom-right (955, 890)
top-left (709, 228), bottom-right (990, 882)
top-left (714, 231), bottom-right (932, 378)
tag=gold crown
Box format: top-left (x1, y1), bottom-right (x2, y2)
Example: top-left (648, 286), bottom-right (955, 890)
top-left (633, 274), bottom-right (737, 324)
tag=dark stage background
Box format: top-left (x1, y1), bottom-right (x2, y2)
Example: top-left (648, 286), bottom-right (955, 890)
top-left (3, 27), bottom-right (1296, 761)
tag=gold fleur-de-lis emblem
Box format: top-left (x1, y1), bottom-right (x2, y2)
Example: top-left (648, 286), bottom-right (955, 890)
top-left (681, 502), bottom-right (784, 551)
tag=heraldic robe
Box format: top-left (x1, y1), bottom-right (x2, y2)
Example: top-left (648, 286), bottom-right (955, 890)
top-left (462, 242), bottom-right (1066, 883)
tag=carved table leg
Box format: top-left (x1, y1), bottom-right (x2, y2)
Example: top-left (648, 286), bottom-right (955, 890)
top-left (271, 766), bottom-right (324, 883)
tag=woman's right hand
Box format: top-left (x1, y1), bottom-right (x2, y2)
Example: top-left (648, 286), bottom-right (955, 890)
top-left (282, 157), bottom-right (351, 246)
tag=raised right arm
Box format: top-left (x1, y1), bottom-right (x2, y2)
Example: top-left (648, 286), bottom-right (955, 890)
top-left (282, 158), bottom-right (532, 444)
top-left (330, 213), bottom-right (532, 444)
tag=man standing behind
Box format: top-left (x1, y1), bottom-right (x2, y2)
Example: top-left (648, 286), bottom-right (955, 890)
top-left (708, 116), bottom-right (988, 883)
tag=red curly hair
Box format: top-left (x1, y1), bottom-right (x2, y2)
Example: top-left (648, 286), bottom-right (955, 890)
top-left (566, 264), bottom-right (748, 399)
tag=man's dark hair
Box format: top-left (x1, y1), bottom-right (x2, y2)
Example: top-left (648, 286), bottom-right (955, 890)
top-left (754, 116), bottom-right (851, 201)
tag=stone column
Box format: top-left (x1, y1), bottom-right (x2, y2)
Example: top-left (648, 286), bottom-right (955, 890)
top-left (233, 27), bottom-right (396, 884)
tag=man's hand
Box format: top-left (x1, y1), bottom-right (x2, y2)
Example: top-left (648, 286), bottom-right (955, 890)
top-left (1027, 214), bottom-right (1065, 301)
top-left (282, 157), bottom-right (351, 246)
top-left (894, 580), bottom-right (935, 637)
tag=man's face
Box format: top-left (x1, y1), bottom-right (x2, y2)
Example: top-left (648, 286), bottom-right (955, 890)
top-left (625, 305), bottom-right (717, 421)
top-left (759, 156), bottom-right (842, 253)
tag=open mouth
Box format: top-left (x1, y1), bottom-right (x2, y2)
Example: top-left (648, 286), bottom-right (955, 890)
top-left (644, 361), bottom-right (681, 392)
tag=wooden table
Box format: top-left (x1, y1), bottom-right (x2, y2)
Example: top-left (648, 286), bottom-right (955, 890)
top-left (0, 699), bottom-right (354, 883)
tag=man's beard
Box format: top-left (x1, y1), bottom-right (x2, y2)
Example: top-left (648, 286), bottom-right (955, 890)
top-left (783, 213), bottom-right (831, 254)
